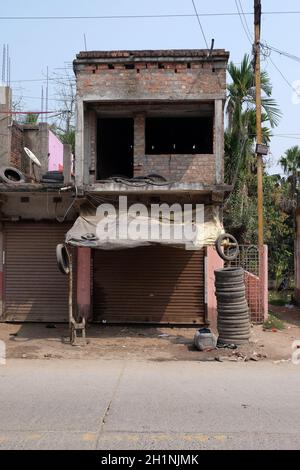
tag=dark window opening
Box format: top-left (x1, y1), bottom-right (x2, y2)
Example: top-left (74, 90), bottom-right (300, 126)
top-left (125, 63), bottom-right (135, 70)
top-left (145, 117), bottom-right (213, 154)
top-left (97, 118), bottom-right (134, 179)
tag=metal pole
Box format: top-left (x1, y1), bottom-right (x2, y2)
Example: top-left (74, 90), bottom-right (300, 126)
top-left (254, 0), bottom-right (263, 248)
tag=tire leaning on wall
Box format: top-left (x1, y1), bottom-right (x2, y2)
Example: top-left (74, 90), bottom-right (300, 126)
top-left (56, 244), bottom-right (70, 275)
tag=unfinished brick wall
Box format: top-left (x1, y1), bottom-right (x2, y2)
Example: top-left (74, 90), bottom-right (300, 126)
top-left (75, 60), bottom-right (227, 101)
top-left (133, 112), bottom-right (215, 183)
top-left (134, 154), bottom-right (215, 184)
top-left (74, 50), bottom-right (229, 186)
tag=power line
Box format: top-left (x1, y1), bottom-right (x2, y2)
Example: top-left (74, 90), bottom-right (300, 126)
top-left (13, 94), bottom-right (73, 102)
top-left (0, 11), bottom-right (300, 20)
top-left (238, 0), bottom-right (253, 40)
top-left (268, 56), bottom-right (300, 97)
top-left (191, 0), bottom-right (209, 49)
top-left (262, 43), bottom-right (300, 64)
top-left (0, 110), bottom-right (66, 114)
top-left (271, 135), bottom-right (300, 140)
top-left (235, 0), bottom-right (252, 44)
top-left (9, 77), bottom-right (75, 83)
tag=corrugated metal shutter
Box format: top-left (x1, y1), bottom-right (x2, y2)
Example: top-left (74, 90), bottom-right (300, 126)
top-left (3, 222), bottom-right (70, 322)
top-left (93, 246), bottom-right (205, 324)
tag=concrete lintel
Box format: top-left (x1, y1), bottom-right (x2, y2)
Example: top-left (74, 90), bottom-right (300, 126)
top-left (0, 183), bottom-right (70, 193)
top-left (78, 94), bottom-right (226, 103)
top-left (85, 183), bottom-right (232, 194)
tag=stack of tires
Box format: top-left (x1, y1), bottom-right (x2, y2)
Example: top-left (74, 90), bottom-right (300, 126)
top-left (215, 267), bottom-right (250, 345)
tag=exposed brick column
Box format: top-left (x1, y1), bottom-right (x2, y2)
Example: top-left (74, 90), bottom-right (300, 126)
top-left (214, 99), bottom-right (224, 184)
top-left (76, 247), bottom-right (91, 321)
top-left (133, 113), bottom-right (145, 176)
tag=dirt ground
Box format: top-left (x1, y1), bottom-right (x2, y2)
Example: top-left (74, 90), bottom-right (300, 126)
top-left (0, 303), bottom-right (299, 362)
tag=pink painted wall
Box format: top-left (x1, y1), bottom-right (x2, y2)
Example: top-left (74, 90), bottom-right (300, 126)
top-left (48, 130), bottom-right (64, 171)
top-left (262, 245), bottom-right (268, 321)
top-left (206, 245), bottom-right (223, 328)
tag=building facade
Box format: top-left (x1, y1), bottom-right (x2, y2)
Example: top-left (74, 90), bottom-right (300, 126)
top-left (0, 49), bottom-right (231, 326)
top-left (71, 49), bottom-right (230, 325)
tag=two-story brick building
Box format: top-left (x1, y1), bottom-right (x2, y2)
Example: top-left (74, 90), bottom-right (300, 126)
top-left (68, 49), bottom-right (231, 326)
top-left (0, 48), bottom-right (231, 327)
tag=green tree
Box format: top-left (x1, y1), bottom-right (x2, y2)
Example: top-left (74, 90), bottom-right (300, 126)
top-left (279, 145), bottom-right (300, 208)
top-left (224, 54), bottom-right (281, 244)
top-left (263, 174), bottom-right (293, 282)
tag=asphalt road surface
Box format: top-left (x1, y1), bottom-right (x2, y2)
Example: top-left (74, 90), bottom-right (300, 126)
top-left (0, 359), bottom-right (299, 450)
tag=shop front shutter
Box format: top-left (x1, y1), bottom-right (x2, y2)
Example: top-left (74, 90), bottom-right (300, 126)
top-left (3, 222), bottom-right (70, 322)
top-left (93, 245), bottom-right (205, 324)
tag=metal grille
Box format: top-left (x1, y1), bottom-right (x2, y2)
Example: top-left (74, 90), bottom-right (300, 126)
top-left (231, 245), bottom-right (264, 324)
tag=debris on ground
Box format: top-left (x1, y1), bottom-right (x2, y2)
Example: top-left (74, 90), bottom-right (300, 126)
top-left (0, 305), bottom-right (299, 362)
top-left (217, 343), bottom-right (237, 349)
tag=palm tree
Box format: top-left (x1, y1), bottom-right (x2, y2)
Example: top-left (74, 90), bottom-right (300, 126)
top-left (279, 146), bottom-right (300, 208)
top-left (226, 54), bottom-right (281, 134)
top-left (224, 54), bottom-right (281, 243)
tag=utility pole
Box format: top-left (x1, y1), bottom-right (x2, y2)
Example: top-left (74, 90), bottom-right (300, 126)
top-left (254, 0), bottom-right (263, 248)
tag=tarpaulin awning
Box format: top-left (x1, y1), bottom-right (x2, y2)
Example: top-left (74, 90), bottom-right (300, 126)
top-left (65, 206), bottom-right (223, 250)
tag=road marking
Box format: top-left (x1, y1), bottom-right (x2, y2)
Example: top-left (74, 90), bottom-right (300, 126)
top-left (214, 434), bottom-right (227, 442)
top-left (182, 434), bottom-right (209, 442)
top-left (27, 433), bottom-right (42, 440)
top-left (81, 433), bottom-right (97, 442)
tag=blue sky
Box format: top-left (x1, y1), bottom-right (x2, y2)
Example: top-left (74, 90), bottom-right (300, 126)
top-left (1, 0), bottom-right (300, 173)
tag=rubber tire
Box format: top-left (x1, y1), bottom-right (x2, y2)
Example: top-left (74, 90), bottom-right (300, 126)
top-left (218, 322), bottom-right (250, 329)
top-left (215, 281), bottom-right (245, 287)
top-left (217, 301), bottom-right (248, 307)
top-left (215, 234), bottom-right (240, 261)
top-left (218, 310), bottom-right (249, 317)
top-left (216, 292), bottom-right (246, 300)
top-left (218, 326), bottom-right (250, 334)
top-left (56, 244), bottom-right (70, 275)
top-left (215, 287), bottom-right (246, 294)
top-left (0, 166), bottom-right (25, 184)
top-left (215, 267), bottom-right (244, 277)
top-left (218, 336), bottom-right (250, 345)
top-left (218, 314), bottom-right (250, 321)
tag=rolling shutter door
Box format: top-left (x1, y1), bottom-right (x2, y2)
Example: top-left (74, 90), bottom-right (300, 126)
top-left (93, 246), bottom-right (205, 324)
top-left (3, 222), bottom-right (70, 322)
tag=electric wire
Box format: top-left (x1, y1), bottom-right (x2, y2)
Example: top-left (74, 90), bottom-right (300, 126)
top-left (235, 0), bottom-right (252, 44)
top-left (238, 0), bottom-right (253, 40)
top-left (268, 56), bottom-right (300, 98)
top-left (0, 11), bottom-right (300, 20)
top-left (191, 0), bottom-right (209, 49)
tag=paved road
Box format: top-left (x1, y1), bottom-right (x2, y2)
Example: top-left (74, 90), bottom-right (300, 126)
top-left (0, 359), bottom-right (300, 449)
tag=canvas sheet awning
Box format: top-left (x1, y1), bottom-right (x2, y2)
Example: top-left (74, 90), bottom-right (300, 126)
top-left (65, 206), bottom-right (223, 250)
